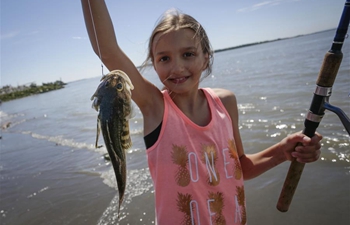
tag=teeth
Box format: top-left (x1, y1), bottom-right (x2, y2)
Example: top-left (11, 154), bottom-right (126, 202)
top-left (172, 77), bottom-right (187, 83)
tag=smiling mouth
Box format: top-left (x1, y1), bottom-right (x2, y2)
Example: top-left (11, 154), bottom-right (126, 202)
top-left (169, 76), bottom-right (189, 84)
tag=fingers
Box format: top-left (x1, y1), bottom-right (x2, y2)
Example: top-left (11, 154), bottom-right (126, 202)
top-left (286, 132), bottom-right (311, 146)
top-left (292, 132), bottom-right (323, 163)
top-left (292, 146), bottom-right (321, 163)
top-left (288, 132), bottom-right (323, 145)
top-left (311, 132), bottom-right (323, 144)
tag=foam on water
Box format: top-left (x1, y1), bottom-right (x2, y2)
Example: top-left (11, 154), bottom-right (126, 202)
top-left (98, 168), bottom-right (154, 225)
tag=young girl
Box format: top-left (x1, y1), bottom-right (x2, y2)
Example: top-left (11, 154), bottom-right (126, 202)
top-left (81, 1), bottom-right (322, 224)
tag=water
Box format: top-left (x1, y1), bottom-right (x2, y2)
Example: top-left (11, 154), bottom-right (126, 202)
top-left (1, 29), bottom-right (349, 225)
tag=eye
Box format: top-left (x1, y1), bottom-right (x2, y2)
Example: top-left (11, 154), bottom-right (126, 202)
top-left (184, 52), bottom-right (195, 58)
top-left (116, 82), bottom-right (123, 91)
top-left (160, 56), bottom-right (169, 62)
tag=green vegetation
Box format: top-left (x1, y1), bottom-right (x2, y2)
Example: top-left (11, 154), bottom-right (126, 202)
top-left (0, 80), bottom-right (67, 102)
top-left (214, 38), bottom-right (286, 53)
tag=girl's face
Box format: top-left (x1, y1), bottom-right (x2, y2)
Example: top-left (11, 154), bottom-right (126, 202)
top-left (152, 29), bottom-right (209, 94)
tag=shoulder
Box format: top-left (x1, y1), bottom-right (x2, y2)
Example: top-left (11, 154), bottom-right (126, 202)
top-left (210, 88), bottom-right (237, 107)
top-left (210, 88), bottom-right (239, 120)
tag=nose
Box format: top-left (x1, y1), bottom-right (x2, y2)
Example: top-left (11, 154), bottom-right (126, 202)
top-left (171, 57), bottom-right (185, 75)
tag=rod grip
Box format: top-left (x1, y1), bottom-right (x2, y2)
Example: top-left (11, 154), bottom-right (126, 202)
top-left (277, 121), bottom-right (316, 212)
top-left (276, 159), bottom-right (305, 212)
top-left (276, 50), bottom-right (343, 212)
top-left (316, 52), bottom-right (343, 87)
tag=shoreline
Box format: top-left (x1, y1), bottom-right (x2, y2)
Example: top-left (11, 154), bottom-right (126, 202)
top-left (0, 80), bottom-right (67, 102)
top-left (214, 28), bottom-right (335, 53)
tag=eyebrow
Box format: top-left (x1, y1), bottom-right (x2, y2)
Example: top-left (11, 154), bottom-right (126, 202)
top-left (155, 46), bottom-right (198, 56)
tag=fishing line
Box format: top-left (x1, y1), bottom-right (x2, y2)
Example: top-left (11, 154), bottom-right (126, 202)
top-left (87, 0), bottom-right (104, 76)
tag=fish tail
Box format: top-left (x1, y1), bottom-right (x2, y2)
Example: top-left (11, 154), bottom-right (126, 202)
top-left (117, 194), bottom-right (124, 218)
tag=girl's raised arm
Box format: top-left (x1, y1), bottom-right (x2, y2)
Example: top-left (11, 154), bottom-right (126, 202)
top-left (80, 0), bottom-right (163, 114)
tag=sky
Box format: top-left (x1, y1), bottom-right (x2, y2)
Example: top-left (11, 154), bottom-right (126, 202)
top-left (0, 0), bottom-right (346, 87)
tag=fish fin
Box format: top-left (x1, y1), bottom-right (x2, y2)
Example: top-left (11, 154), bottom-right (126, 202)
top-left (95, 117), bottom-right (101, 148)
top-left (117, 195), bottom-right (124, 219)
top-left (90, 93), bottom-right (96, 101)
top-left (122, 122), bottom-right (132, 149)
top-left (91, 98), bottom-right (98, 111)
top-left (125, 103), bottom-right (136, 120)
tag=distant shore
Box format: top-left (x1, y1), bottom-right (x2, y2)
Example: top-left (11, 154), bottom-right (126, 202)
top-left (214, 28), bottom-right (334, 53)
top-left (214, 38), bottom-right (286, 53)
top-left (0, 80), bottom-right (67, 102)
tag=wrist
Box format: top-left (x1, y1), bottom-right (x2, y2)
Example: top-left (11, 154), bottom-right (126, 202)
top-left (275, 142), bottom-right (288, 164)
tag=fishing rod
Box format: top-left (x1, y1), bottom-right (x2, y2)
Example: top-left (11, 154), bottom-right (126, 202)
top-left (87, 0), bottom-right (105, 76)
top-left (277, 0), bottom-right (350, 212)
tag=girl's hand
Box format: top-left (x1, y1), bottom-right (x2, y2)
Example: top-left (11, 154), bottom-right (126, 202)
top-left (281, 132), bottom-right (323, 163)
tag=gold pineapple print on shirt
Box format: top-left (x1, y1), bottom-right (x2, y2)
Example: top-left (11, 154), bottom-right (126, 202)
top-left (177, 192), bottom-right (195, 225)
top-left (171, 144), bottom-right (190, 187)
top-left (201, 144), bottom-right (220, 186)
top-left (228, 139), bottom-right (242, 180)
top-left (236, 185), bottom-right (247, 225)
top-left (208, 191), bottom-right (226, 225)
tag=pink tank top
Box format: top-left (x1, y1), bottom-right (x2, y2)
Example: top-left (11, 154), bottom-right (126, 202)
top-left (147, 88), bottom-right (246, 225)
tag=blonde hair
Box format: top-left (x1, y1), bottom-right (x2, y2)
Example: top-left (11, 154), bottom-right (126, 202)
top-left (141, 9), bottom-right (214, 79)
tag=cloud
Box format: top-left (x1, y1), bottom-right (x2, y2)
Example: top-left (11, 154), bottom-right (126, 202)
top-left (72, 36), bottom-right (87, 40)
top-left (26, 31), bottom-right (39, 36)
top-left (1, 30), bottom-right (39, 40)
top-left (237, 0), bottom-right (300, 13)
top-left (0, 31), bottom-right (20, 40)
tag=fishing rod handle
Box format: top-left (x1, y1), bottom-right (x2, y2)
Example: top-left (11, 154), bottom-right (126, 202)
top-left (276, 159), bottom-right (305, 212)
top-left (276, 48), bottom-right (344, 213)
top-left (277, 0), bottom-right (350, 212)
top-left (316, 52), bottom-right (343, 87)
top-left (276, 124), bottom-right (317, 212)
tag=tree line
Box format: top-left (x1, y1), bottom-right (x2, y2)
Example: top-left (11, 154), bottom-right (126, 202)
top-left (0, 80), bottom-right (67, 102)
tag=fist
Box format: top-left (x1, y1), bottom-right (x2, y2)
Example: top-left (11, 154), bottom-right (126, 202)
top-left (281, 132), bottom-right (323, 163)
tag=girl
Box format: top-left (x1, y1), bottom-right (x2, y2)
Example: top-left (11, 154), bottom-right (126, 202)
top-left (81, 1), bottom-right (322, 224)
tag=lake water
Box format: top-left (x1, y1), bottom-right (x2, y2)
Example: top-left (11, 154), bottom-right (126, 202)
top-left (1, 29), bottom-right (349, 225)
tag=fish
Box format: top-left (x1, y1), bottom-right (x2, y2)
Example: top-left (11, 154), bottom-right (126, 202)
top-left (91, 70), bottom-right (134, 217)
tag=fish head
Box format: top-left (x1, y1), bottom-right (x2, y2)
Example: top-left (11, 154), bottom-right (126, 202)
top-left (107, 70), bottom-right (134, 100)
top-left (110, 70), bottom-right (134, 94)
top-left (91, 70), bottom-right (134, 115)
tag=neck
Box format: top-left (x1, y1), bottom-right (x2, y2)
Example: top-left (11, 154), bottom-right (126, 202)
top-left (169, 88), bottom-right (199, 108)
top-left (169, 89), bottom-right (210, 126)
